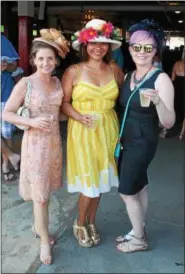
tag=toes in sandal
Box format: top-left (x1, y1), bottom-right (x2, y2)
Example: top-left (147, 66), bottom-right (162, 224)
top-left (32, 226), bottom-right (55, 246)
top-left (73, 219), bottom-right (93, 248)
top-left (116, 235), bottom-right (148, 253)
top-left (87, 224), bottom-right (101, 246)
top-left (40, 242), bottom-right (52, 265)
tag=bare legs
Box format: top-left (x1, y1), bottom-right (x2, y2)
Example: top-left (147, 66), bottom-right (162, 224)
top-left (1, 137), bottom-right (20, 181)
top-left (77, 194), bottom-right (92, 226)
top-left (120, 186), bottom-right (148, 239)
top-left (116, 186), bottom-right (148, 252)
top-left (87, 196), bottom-right (101, 224)
top-left (73, 193), bottom-right (101, 246)
top-left (33, 200), bottom-right (52, 265)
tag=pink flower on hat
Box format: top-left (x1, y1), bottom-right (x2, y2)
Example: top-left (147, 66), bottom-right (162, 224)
top-left (78, 28), bottom-right (98, 44)
top-left (102, 22), bottom-right (114, 38)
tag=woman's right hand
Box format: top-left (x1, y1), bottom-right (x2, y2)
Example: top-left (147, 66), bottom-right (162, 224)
top-left (29, 117), bottom-right (51, 131)
top-left (78, 114), bottom-right (94, 128)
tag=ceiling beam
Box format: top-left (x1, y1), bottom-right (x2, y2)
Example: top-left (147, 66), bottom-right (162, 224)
top-left (12, 5), bottom-right (185, 14)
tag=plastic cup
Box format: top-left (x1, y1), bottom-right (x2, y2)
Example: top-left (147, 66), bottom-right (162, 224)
top-left (91, 114), bottom-right (101, 130)
top-left (139, 88), bottom-right (153, 107)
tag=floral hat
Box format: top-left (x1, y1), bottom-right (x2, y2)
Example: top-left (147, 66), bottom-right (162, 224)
top-left (33, 28), bottom-right (70, 59)
top-left (71, 19), bottom-right (122, 51)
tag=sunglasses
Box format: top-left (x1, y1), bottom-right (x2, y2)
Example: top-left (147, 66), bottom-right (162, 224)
top-left (130, 43), bottom-right (156, 53)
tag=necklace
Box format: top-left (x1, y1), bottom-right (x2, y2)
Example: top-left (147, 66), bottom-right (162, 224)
top-left (133, 66), bottom-right (153, 87)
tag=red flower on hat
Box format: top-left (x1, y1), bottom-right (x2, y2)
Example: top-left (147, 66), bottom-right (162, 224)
top-left (102, 22), bottom-right (114, 38)
top-left (78, 28), bottom-right (98, 44)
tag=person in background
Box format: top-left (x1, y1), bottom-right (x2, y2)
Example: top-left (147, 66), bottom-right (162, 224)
top-left (111, 47), bottom-right (124, 69)
top-left (61, 19), bottom-right (124, 248)
top-left (2, 28), bottom-right (69, 265)
top-left (1, 34), bottom-right (21, 182)
top-left (116, 19), bottom-right (175, 253)
top-left (153, 54), bottom-right (162, 69)
top-left (12, 67), bottom-right (24, 83)
top-left (171, 50), bottom-right (185, 141)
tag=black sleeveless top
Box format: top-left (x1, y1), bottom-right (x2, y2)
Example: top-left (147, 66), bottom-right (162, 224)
top-left (119, 70), bottom-right (163, 143)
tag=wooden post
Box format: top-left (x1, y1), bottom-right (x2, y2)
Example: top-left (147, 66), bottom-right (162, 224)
top-left (18, 1), bottom-right (34, 75)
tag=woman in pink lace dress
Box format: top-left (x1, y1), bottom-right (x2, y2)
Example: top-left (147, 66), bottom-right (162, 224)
top-left (2, 29), bottom-right (69, 265)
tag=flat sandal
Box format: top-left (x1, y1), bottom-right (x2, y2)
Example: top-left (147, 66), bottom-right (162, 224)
top-left (116, 235), bottom-right (148, 253)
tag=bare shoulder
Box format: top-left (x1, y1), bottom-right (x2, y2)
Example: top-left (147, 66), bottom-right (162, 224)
top-left (155, 72), bottom-right (171, 83)
top-left (15, 76), bottom-right (27, 89)
top-left (63, 63), bottom-right (79, 77)
top-left (110, 61), bottom-right (122, 73)
top-left (155, 72), bottom-right (174, 92)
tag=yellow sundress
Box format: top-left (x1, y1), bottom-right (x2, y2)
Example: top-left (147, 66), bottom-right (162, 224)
top-left (67, 65), bottom-right (119, 197)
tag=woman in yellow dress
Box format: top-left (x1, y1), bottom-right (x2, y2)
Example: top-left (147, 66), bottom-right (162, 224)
top-left (61, 19), bottom-right (124, 247)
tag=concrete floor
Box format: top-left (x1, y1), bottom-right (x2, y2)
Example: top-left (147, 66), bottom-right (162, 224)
top-left (36, 137), bottom-right (184, 274)
top-left (2, 126), bottom-right (184, 273)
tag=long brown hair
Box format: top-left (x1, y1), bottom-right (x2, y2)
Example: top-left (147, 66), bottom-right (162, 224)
top-left (80, 43), bottom-right (112, 64)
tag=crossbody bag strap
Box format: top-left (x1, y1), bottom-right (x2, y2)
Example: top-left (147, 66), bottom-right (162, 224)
top-left (118, 68), bottom-right (162, 140)
top-left (24, 78), bottom-right (32, 107)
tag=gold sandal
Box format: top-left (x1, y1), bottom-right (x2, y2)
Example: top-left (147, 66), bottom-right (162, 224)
top-left (40, 242), bottom-right (52, 265)
top-left (73, 219), bottom-right (93, 248)
top-left (116, 235), bottom-right (148, 253)
top-left (87, 224), bottom-right (101, 246)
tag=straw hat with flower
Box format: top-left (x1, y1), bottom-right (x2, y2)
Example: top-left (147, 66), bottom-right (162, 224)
top-left (71, 19), bottom-right (122, 51)
top-left (33, 28), bottom-right (70, 58)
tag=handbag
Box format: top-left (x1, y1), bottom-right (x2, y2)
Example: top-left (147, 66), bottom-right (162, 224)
top-left (115, 68), bottom-right (162, 160)
top-left (16, 79), bottom-right (32, 130)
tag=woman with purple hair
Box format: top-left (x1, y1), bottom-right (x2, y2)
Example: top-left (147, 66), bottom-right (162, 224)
top-left (116, 19), bottom-right (175, 252)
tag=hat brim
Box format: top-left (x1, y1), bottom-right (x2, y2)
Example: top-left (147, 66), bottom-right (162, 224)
top-left (33, 37), bottom-right (66, 59)
top-left (72, 36), bottom-right (122, 51)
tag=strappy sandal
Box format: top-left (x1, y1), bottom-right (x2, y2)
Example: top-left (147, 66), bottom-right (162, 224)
top-left (87, 224), bottom-right (101, 246)
top-left (32, 226), bottom-right (55, 246)
top-left (116, 235), bottom-right (148, 253)
top-left (116, 231), bottom-right (135, 243)
top-left (116, 228), bottom-right (147, 243)
top-left (40, 242), bottom-right (52, 265)
top-left (73, 219), bottom-right (93, 248)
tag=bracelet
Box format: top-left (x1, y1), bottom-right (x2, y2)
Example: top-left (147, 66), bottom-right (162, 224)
top-left (153, 96), bottom-right (160, 106)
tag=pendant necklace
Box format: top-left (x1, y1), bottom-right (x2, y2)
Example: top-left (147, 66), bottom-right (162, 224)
top-left (133, 66), bottom-right (153, 88)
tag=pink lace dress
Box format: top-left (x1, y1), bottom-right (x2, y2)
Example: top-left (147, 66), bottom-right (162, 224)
top-left (19, 76), bottom-right (63, 203)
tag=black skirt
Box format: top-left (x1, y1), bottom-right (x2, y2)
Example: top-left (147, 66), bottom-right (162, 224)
top-left (118, 113), bottom-right (159, 195)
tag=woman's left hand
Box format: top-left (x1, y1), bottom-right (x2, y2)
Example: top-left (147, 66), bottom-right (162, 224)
top-left (143, 89), bottom-right (160, 106)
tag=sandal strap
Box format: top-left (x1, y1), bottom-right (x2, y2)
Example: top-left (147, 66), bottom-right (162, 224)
top-left (73, 220), bottom-right (92, 243)
top-left (117, 236), bottom-right (147, 253)
top-left (88, 224), bottom-right (100, 238)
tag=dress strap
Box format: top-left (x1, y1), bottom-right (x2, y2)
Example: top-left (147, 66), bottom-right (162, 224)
top-left (110, 64), bottom-right (116, 81)
top-left (76, 64), bottom-right (81, 81)
top-left (53, 76), bottom-right (61, 90)
top-left (24, 78), bottom-right (32, 107)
